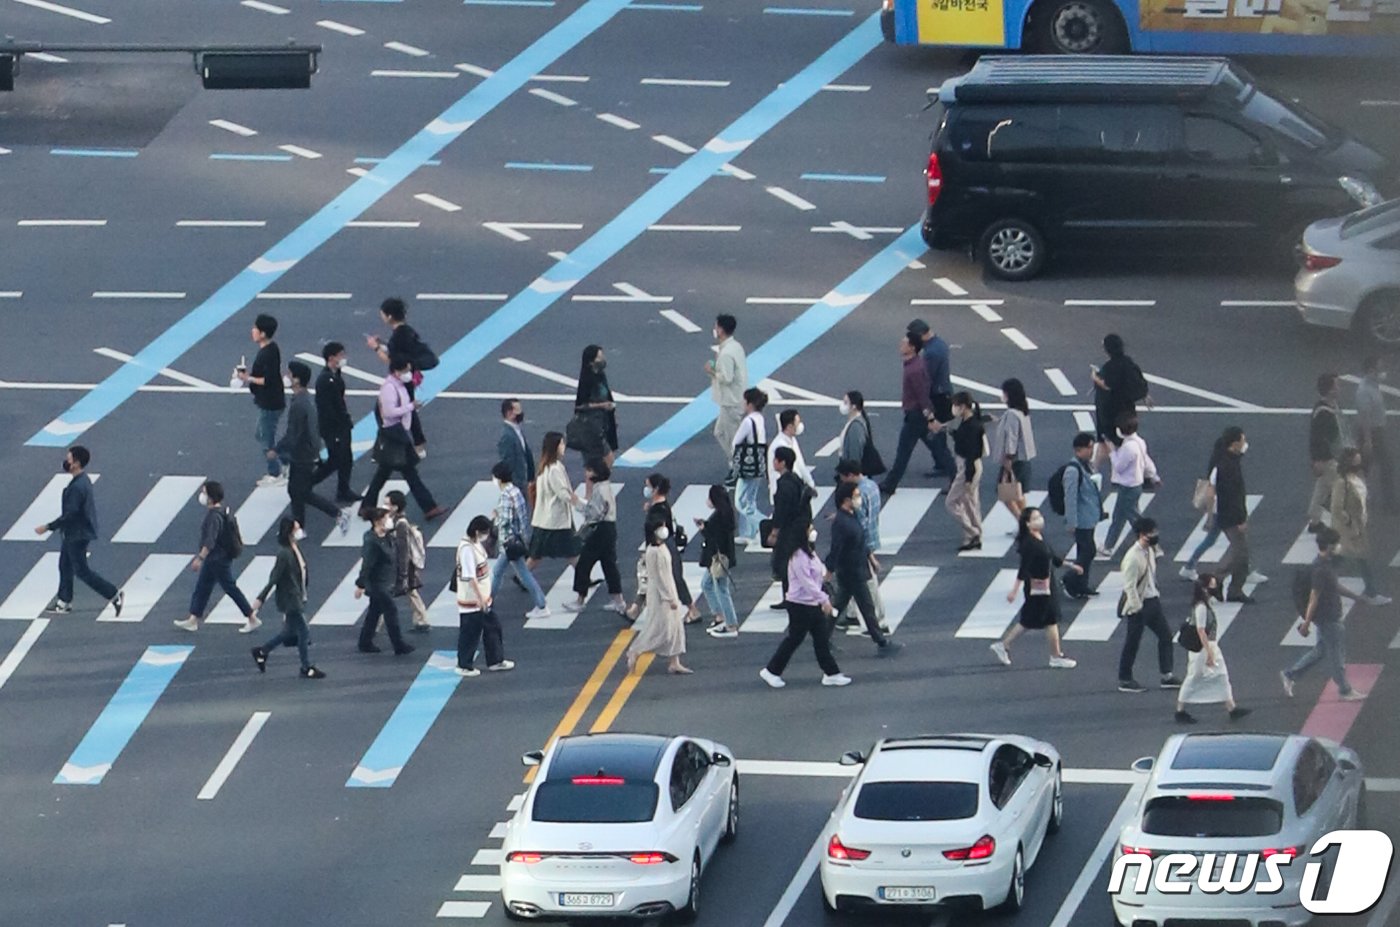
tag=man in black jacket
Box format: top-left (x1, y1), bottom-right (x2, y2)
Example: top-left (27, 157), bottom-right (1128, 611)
top-left (768, 447), bottom-right (813, 605)
top-left (826, 481), bottom-right (901, 655)
top-left (312, 342), bottom-right (360, 504)
top-left (235, 313), bottom-right (287, 487)
top-left (35, 446), bottom-right (123, 616)
top-left (1213, 426), bottom-right (1255, 605)
top-left (280, 361), bottom-right (347, 535)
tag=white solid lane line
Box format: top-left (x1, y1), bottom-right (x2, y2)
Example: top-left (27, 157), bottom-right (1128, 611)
top-left (641, 77), bottom-right (730, 87)
top-left (648, 224), bottom-right (741, 232)
top-left (13, 0), bottom-right (110, 23)
top-left (1220, 300), bottom-right (1292, 307)
top-left (499, 357), bottom-right (579, 389)
top-left (93, 291), bottom-right (187, 300)
top-left (1047, 780), bottom-right (1146, 927)
top-left (18, 219), bottom-right (106, 226)
top-left (821, 83), bottom-right (870, 92)
top-left (197, 712), bottom-right (270, 800)
top-left (659, 309), bottom-right (701, 333)
top-left (761, 830), bottom-right (827, 927)
top-left (746, 297), bottom-right (822, 305)
top-left (1044, 368), bottom-right (1077, 397)
top-left (415, 193), bottom-right (463, 212)
top-left (911, 298), bottom-right (1006, 305)
top-left (765, 186), bottom-right (816, 211)
top-left (597, 112), bottom-right (640, 130)
top-left (209, 119), bottom-right (257, 137)
top-left (529, 88), bottom-right (576, 106)
top-left (278, 145), bottom-right (322, 160)
top-left (385, 41), bottom-right (430, 57)
top-left (177, 220), bottom-right (266, 227)
top-left (241, 0), bottom-right (289, 12)
top-left (256, 292), bottom-right (352, 300)
top-left (1001, 327), bottom-right (1037, 351)
top-left (1064, 299), bottom-right (1156, 307)
top-left (317, 19), bottom-right (365, 36)
top-left (416, 293), bottom-right (508, 301)
top-left (532, 73), bottom-right (589, 82)
top-left (346, 220), bottom-right (420, 228)
top-left (0, 619), bottom-right (48, 691)
top-left (1144, 373), bottom-right (1260, 410)
top-left (372, 70), bottom-right (459, 79)
top-left (933, 277), bottom-right (968, 296)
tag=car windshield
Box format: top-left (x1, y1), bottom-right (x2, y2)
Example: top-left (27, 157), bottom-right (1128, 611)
top-left (1240, 87), bottom-right (1336, 151)
top-left (1341, 200), bottom-right (1400, 239)
top-left (1141, 796), bottom-right (1284, 838)
top-left (532, 781), bottom-right (659, 824)
top-left (854, 781), bottom-right (979, 821)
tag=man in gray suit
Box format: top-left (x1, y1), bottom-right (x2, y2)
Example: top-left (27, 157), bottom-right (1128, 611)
top-left (280, 361), bottom-right (349, 535)
top-left (497, 398), bottom-right (535, 501)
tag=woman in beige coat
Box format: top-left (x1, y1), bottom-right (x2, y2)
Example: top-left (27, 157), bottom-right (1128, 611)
top-left (627, 520), bottom-right (691, 675)
top-left (1330, 447), bottom-right (1391, 605)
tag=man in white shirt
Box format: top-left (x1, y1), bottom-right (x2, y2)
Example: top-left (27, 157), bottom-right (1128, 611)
top-left (1101, 413), bottom-right (1158, 557)
top-left (768, 409), bottom-right (815, 499)
top-left (1117, 517), bottom-right (1178, 694)
top-left (706, 313), bottom-right (748, 463)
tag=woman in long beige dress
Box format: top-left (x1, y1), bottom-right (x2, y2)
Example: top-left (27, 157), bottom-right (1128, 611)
top-left (627, 522), bottom-right (691, 675)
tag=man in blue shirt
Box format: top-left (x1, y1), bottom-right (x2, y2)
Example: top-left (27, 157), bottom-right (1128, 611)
top-left (1061, 433), bottom-right (1103, 599)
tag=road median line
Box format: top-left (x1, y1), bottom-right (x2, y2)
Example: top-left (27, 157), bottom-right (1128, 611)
top-left (523, 628), bottom-right (632, 783)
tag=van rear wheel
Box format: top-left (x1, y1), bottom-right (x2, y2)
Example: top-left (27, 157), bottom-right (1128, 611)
top-left (979, 219), bottom-right (1047, 281)
top-left (1030, 0), bottom-right (1129, 53)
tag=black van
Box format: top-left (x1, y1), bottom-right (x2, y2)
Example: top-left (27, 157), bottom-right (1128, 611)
top-left (922, 56), bottom-right (1393, 281)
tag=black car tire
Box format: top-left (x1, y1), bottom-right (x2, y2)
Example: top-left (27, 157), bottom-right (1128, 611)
top-left (1357, 783), bottom-right (1370, 828)
top-left (979, 219), bottom-right (1047, 281)
top-left (999, 848), bottom-right (1026, 913)
top-left (673, 853), bottom-right (702, 923)
top-left (1029, 0), bottom-right (1129, 54)
top-left (721, 775), bottom-right (739, 843)
top-left (1356, 290), bottom-right (1400, 351)
top-left (1047, 768), bottom-right (1064, 834)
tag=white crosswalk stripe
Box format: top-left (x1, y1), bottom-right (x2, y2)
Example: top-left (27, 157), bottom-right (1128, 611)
top-left (111, 476), bottom-right (205, 543)
top-left (872, 565), bottom-right (936, 633)
top-left (1282, 521), bottom-right (1319, 565)
top-left (1279, 578), bottom-right (1361, 647)
top-left (1062, 572), bottom-right (1125, 642)
top-left (233, 485), bottom-right (292, 547)
top-left (738, 582), bottom-right (788, 633)
top-left (207, 557), bottom-right (274, 624)
top-left (0, 553), bottom-right (61, 619)
top-left (953, 569), bottom-right (1020, 639)
top-left (1172, 495), bottom-right (1262, 563)
top-left (98, 554), bottom-right (188, 622)
top-left (5, 474), bottom-right (100, 541)
top-left (876, 489), bottom-right (939, 556)
top-left (961, 491), bottom-right (1047, 559)
top-left (429, 480), bottom-right (499, 548)
top-left (310, 563), bottom-right (367, 626)
top-left (325, 480), bottom-right (408, 547)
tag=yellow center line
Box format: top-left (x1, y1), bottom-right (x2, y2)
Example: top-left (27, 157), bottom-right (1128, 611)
top-left (523, 628), bottom-right (633, 783)
top-left (589, 654), bottom-right (654, 733)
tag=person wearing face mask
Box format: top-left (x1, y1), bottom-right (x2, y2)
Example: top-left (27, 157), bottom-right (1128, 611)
top-left (366, 297), bottom-right (433, 458)
top-left (835, 391), bottom-right (885, 481)
top-left (384, 490), bottom-right (431, 632)
top-left (571, 344), bottom-right (618, 466)
top-left (990, 507), bottom-right (1079, 670)
top-left (626, 520), bottom-right (691, 676)
top-left (768, 409), bottom-right (815, 500)
top-left (1210, 427), bottom-right (1256, 605)
top-left (569, 458), bottom-right (626, 616)
top-left (496, 398), bottom-right (535, 509)
top-left (250, 518), bottom-right (325, 679)
top-left (1330, 447), bottom-right (1391, 606)
top-left (760, 516), bottom-right (850, 688)
top-left (352, 507), bottom-right (415, 656)
top-left (278, 361), bottom-right (349, 537)
top-left (527, 432), bottom-right (582, 574)
top-left (489, 462), bottom-right (550, 620)
top-left (1115, 517), bottom-right (1179, 693)
top-left (235, 312), bottom-right (287, 488)
top-left (706, 313), bottom-right (748, 465)
top-left (364, 357), bottom-right (448, 523)
top-left (1175, 574), bottom-right (1250, 724)
top-left (311, 341), bottom-right (361, 505)
top-left (455, 515), bottom-right (515, 677)
top-left (1282, 526), bottom-right (1368, 702)
top-left (174, 481), bottom-right (258, 634)
top-left (826, 481), bottom-right (902, 656)
top-left (931, 391), bottom-right (986, 552)
top-left (1100, 413), bottom-right (1159, 559)
top-left (833, 460), bottom-right (886, 633)
top-left (35, 445), bottom-right (124, 618)
top-left (698, 485), bottom-right (740, 638)
top-left (641, 474), bottom-right (699, 623)
top-left (731, 387), bottom-right (770, 545)
top-left (1354, 356), bottom-right (1395, 514)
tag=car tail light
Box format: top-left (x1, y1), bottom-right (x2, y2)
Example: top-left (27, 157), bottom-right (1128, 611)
top-left (1303, 253), bottom-right (1342, 272)
top-left (626, 852), bottom-right (677, 865)
top-left (1121, 844), bottom-right (1155, 857)
top-left (944, 835), bottom-right (996, 861)
top-left (926, 152), bottom-right (943, 208)
top-left (1188, 793), bottom-right (1236, 801)
top-left (827, 835), bottom-right (871, 861)
top-left (1262, 846), bottom-right (1299, 859)
top-left (507, 852), bottom-right (548, 864)
top-left (571, 776), bottom-right (625, 785)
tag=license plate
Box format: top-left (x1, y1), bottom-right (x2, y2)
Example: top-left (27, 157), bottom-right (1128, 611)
top-left (880, 886), bottom-right (936, 902)
top-left (559, 893), bottom-right (615, 908)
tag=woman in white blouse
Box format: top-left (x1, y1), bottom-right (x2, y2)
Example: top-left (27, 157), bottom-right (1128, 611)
top-left (527, 432), bottom-right (581, 573)
top-left (993, 378), bottom-right (1036, 521)
top-left (731, 387), bottom-right (770, 545)
top-left (1175, 574), bottom-right (1251, 724)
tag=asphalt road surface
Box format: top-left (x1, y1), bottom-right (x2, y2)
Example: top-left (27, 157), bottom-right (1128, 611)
top-left (0, 2), bottom-right (1397, 926)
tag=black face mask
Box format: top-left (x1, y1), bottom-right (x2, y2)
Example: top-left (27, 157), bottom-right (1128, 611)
top-left (1146, 535), bottom-right (1160, 547)
top-left (513, 412), bottom-right (525, 424)
top-left (61, 457), bottom-right (72, 473)
top-left (593, 359), bottom-right (607, 372)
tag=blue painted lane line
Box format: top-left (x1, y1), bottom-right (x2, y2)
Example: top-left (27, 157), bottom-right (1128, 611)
top-left (349, 13), bottom-right (884, 456)
top-left (355, 157), bottom-right (441, 166)
top-left (617, 224), bottom-right (925, 467)
top-left (765, 5), bottom-right (855, 13)
top-left (347, 652), bottom-right (461, 788)
top-left (801, 172), bottom-right (885, 183)
top-left (50, 148), bottom-right (140, 158)
top-left (505, 161), bottom-right (594, 172)
top-left (54, 645), bottom-right (194, 785)
top-left (210, 153), bottom-right (294, 162)
top-left (29, 0), bottom-right (633, 448)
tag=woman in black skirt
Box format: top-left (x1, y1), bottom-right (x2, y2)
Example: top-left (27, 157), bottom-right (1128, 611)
top-left (989, 507), bottom-right (1080, 670)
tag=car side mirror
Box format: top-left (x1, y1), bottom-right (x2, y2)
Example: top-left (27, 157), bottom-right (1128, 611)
top-left (711, 752), bottom-right (732, 768)
top-left (839, 751), bottom-right (866, 767)
top-left (1131, 757), bottom-right (1154, 774)
top-left (522, 750), bottom-right (544, 767)
top-left (1033, 753), bottom-right (1054, 769)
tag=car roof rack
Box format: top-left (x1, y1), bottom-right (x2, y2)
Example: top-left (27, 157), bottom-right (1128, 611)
top-left (948, 55), bottom-right (1235, 104)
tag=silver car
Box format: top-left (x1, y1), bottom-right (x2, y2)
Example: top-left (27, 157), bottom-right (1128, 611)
top-left (1112, 733), bottom-right (1367, 927)
top-left (1296, 199), bottom-right (1400, 349)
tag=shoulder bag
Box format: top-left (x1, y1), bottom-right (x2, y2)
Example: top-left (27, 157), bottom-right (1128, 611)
top-left (731, 419), bottom-right (767, 480)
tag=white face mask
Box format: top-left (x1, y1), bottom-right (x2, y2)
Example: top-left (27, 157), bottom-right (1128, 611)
top-left (643, 484), bottom-right (654, 499)
top-left (293, 528), bottom-right (307, 541)
top-left (794, 422), bottom-right (805, 436)
top-left (839, 400), bottom-right (852, 416)
top-left (655, 526), bottom-right (670, 542)
top-left (197, 491), bottom-right (209, 507)
top-left (380, 519), bottom-right (394, 533)
top-left (808, 529), bottom-right (818, 544)
top-left (713, 328), bottom-right (722, 341)
top-left (1029, 516), bottom-right (1045, 532)
top-left (398, 371), bottom-right (413, 383)
top-left (1239, 441), bottom-right (1249, 455)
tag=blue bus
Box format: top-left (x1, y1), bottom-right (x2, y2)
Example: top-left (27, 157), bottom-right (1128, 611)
top-left (879, 0), bottom-right (1400, 54)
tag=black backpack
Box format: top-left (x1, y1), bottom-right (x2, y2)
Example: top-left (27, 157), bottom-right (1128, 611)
top-left (406, 327), bottom-right (439, 372)
top-left (1123, 359), bottom-right (1150, 404)
top-left (219, 507), bottom-right (245, 559)
top-left (1047, 462), bottom-right (1072, 516)
top-left (1291, 565), bottom-right (1314, 618)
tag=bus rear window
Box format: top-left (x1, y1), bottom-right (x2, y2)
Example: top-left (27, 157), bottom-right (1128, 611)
top-left (1142, 796), bottom-right (1284, 838)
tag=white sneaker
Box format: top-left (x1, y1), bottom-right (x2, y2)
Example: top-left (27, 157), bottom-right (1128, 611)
top-left (1340, 689), bottom-right (1368, 702)
top-left (1280, 671), bottom-right (1294, 698)
top-left (604, 601), bottom-right (628, 615)
top-left (256, 474), bottom-right (287, 488)
top-left (525, 606), bottom-right (551, 620)
top-left (337, 511), bottom-right (351, 537)
top-left (46, 600), bottom-right (72, 615)
top-left (238, 616), bottom-right (262, 634)
top-left (759, 668), bottom-right (786, 689)
top-left (455, 666), bottom-right (481, 678)
top-left (562, 600), bottom-right (585, 613)
top-left (1049, 655), bottom-right (1077, 669)
top-left (990, 641), bottom-right (1011, 666)
top-left (1364, 594), bottom-right (1393, 606)
top-left (173, 617), bottom-right (199, 632)
top-left (487, 660), bottom-right (516, 672)
top-left (707, 626), bottom-right (738, 639)
top-left (1179, 566), bottom-right (1198, 581)
top-left (1247, 571), bottom-right (1269, 585)
top-left (1096, 548), bottom-right (1114, 561)
top-left (822, 673), bottom-right (852, 687)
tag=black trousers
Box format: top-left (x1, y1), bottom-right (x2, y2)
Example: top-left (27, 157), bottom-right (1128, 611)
top-left (830, 575), bottom-right (888, 645)
top-left (363, 457), bottom-right (438, 514)
top-left (57, 537), bottom-right (117, 604)
top-left (575, 522), bottom-right (622, 595)
top-left (883, 410), bottom-right (937, 492)
top-left (1364, 427), bottom-right (1397, 512)
top-left (669, 538), bottom-right (691, 606)
top-left (1063, 528), bottom-right (1097, 595)
top-left (288, 461), bottom-right (340, 526)
top-left (313, 429), bottom-right (355, 498)
top-left (766, 602), bottom-right (840, 677)
top-left (1118, 596), bottom-right (1174, 682)
top-left (360, 586), bottom-right (407, 651)
top-left (406, 380), bottom-right (427, 447)
top-left (458, 608), bottom-right (504, 669)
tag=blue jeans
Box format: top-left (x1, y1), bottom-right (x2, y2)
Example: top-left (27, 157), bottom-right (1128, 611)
top-left (261, 610), bottom-right (310, 670)
top-left (255, 407), bottom-right (285, 477)
top-left (735, 478), bottom-right (765, 541)
top-left (189, 557), bottom-right (253, 619)
top-left (1187, 523), bottom-right (1221, 568)
top-left (1285, 621), bottom-right (1352, 695)
top-left (700, 570), bottom-right (738, 629)
top-left (492, 550), bottom-right (546, 610)
top-left (1103, 483), bottom-right (1144, 550)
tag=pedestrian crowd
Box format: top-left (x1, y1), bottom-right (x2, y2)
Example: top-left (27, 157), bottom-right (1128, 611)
top-left (33, 301), bottom-right (1394, 718)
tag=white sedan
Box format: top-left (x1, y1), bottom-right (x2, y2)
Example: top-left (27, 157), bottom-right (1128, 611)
top-left (500, 732), bottom-right (739, 921)
top-left (820, 733), bottom-right (1063, 916)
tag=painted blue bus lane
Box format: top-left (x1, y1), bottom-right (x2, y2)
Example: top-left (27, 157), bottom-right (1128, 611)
top-left (347, 651), bottom-right (462, 788)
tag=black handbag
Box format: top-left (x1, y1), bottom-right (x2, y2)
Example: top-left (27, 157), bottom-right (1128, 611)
top-left (566, 408), bottom-right (607, 453)
top-left (860, 439), bottom-right (887, 478)
top-left (1177, 620), bottom-right (1204, 653)
top-left (732, 422), bottom-right (767, 480)
top-left (372, 426), bottom-right (411, 470)
top-left (758, 518), bottom-right (775, 548)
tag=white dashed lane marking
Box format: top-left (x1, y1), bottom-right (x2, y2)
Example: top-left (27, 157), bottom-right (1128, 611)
top-left (240, 0), bottom-right (289, 13)
top-left (597, 112), bottom-right (640, 130)
top-left (640, 77), bottom-right (731, 87)
top-left (372, 70), bottom-right (459, 79)
top-left (765, 186), bottom-right (816, 211)
top-left (14, 0), bottom-right (111, 23)
top-left (529, 88), bottom-right (577, 106)
top-left (384, 41), bottom-right (431, 57)
top-left (317, 20), bottom-right (365, 36)
top-left (652, 134), bottom-right (697, 154)
top-left (1001, 327), bottom-right (1037, 351)
top-left (415, 193), bottom-right (463, 213)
